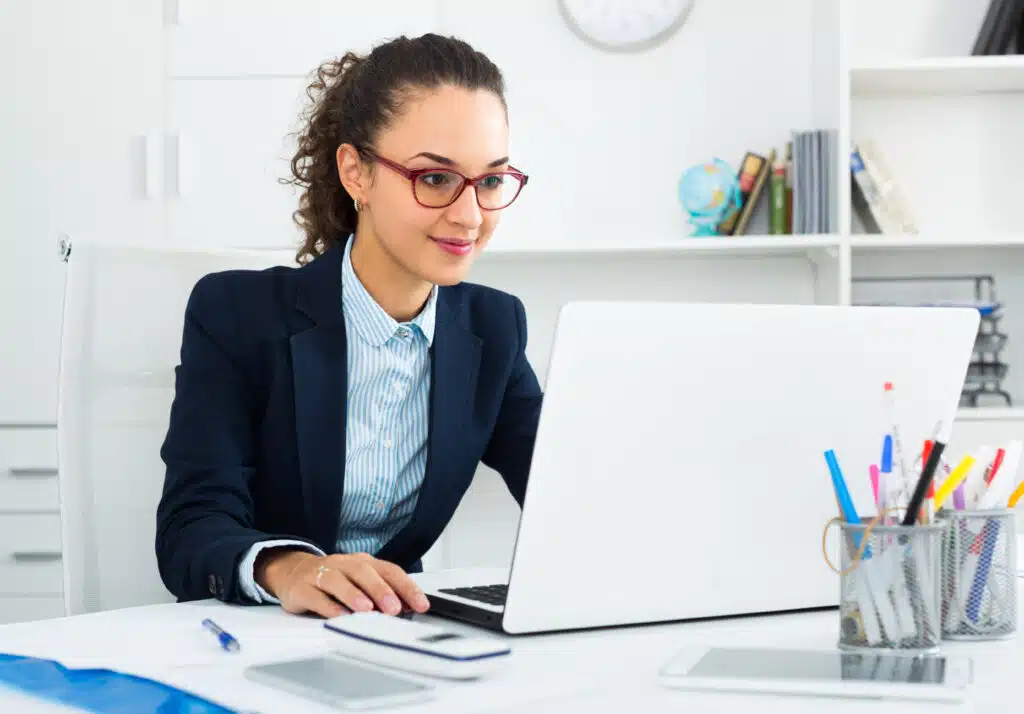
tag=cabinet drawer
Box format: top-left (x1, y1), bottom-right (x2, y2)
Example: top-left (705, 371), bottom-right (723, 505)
top-left (0, 428), bottom-right (59, 512)
top-left (0, 513), bottom-right (63, 596)
top-left (0, 596), bottom-right (65, 625)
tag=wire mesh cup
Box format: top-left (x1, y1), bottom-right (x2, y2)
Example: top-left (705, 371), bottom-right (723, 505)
top-left (832, 519), bottom-right (946, 653)
top-left (939, 509), bottom-right (1018, 640)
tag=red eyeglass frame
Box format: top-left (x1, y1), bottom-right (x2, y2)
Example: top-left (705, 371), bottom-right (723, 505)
top-left (360, 148), bottom-right (529, 210)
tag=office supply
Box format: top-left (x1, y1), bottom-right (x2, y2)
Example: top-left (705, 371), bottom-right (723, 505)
top-left (880, 434), bottom-right (896, 521)
top-left (934, 455), bottom-right (976, 511)
top-left (658, 645), bottom-right (972, 704)
top-left (323, 611), bottom-right (511, 680)
top-left (903, 441), bottom-right (946, 526)
top-left (940, 509), bottom-right (1018, 640)
top-left (415, 301), bottom-right (979, 635)
top-left (244, 655), bottom-right (434, 710)
top-left (965, 446), bottom-right (996, 508)
top-left (837, 520), bottom-right (943, 652)
top-left (883, 382), bottom-right (909, 498)
top-left (0, 653), bottom-right (242, 713)
top-left (1010, 480), bottom-right (1024, 508)
top-left (201, 618), bottom-right (240, 652)
top-left (869, 464), bottom-right (880, 510)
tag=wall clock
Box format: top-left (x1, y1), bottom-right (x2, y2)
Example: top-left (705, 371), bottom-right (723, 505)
top-left (558, 0), bottom-right (696, 53)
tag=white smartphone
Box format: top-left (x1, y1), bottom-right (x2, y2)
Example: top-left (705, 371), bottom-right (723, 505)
top-left (244, 655), bottom-right (434, 710)
top-left (659, 645), bottom-right (972, 704)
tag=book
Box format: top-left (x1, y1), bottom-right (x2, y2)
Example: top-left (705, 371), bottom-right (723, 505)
top-left (770, 161), bottom-right (786, 234)
top-left (718, 151), bottom-right (768, 235)
top-left (734, 148), bottom-right (777, 236)
top-left (856, 139), bottom-right (918, 234)
top-left (784, 141), bottom-right (793, 234)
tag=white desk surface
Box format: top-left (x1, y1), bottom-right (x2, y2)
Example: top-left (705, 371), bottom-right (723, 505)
top-left (1, 594), bottom-right (1022, 714)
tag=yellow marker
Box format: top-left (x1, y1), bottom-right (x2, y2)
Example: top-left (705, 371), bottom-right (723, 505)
top-left (1009, 480), bottom-right (1024, 509)
top-left (933, 455), bottom-right (976, 510)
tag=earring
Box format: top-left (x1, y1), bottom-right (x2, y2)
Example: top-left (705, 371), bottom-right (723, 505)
top-left (353, 198), bottom-right (361, 212)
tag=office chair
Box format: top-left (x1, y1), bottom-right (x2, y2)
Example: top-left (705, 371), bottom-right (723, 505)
top-left (56, 238), bottom-right (291, 614)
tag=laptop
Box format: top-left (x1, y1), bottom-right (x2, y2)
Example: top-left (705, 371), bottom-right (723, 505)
top-left (413, 301), bottom-right (979, 635)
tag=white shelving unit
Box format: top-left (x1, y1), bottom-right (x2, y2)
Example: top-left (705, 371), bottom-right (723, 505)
top-left (843, 0), bottom-right (1024, 429)
top-left (851, 55), bottom-right (1024, 97)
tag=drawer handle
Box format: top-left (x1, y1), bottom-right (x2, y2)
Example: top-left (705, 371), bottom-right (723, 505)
top-left (8, 468), bottom-right (57, 479)
top-left (12, 551), bottom-right (62, 563)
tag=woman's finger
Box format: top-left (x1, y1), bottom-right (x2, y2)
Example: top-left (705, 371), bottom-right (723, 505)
top-left (318, 567), bottom-right (375, 612)
top-left (344, 561), bottom-right (402, 615)
top-left (373, 560), bottom-right (430, 612)
top-left (284, 583), bottom-right (345, 619)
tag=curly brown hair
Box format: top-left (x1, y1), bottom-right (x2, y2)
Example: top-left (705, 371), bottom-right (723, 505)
top-left (284, 34), bottom-right (507, 265)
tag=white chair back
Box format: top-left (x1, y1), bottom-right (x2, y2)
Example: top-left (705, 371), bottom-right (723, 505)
top-left (57, 239), bottom-right (292, 614)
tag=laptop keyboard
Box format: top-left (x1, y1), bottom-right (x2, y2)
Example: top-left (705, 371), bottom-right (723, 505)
top-left (437, 584), bottom-right (508, 606)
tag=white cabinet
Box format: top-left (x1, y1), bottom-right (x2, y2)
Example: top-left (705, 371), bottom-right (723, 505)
top-left (0, 0), bottom-right (164, 424)
top-left (0, 428), bottom-right (64, 619)
top-left (165, 79), bottom-right (308, 249)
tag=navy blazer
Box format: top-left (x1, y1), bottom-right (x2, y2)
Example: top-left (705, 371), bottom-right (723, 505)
top-left (155, 241), bottom-right (543, 604)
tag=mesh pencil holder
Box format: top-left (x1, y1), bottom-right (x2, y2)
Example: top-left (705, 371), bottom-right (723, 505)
top-left (834, 520), bottom-right (946, 654)
top-left (938, 509), bottom-right (1018, 641)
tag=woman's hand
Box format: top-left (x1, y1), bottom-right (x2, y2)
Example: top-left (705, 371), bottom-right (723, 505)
top-left (255, 549), bottom-right (431, 619)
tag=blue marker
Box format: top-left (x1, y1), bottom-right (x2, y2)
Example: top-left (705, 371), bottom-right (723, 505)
top-left (825, 449), bottom-right (871, 556)
top-left (202, 618), bottom-right (240, 652)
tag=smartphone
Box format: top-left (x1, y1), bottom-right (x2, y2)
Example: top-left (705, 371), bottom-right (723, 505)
top-left (659, 646), bottom-right (972, 704)
top-left (244, 655), bottom-right (434, 710)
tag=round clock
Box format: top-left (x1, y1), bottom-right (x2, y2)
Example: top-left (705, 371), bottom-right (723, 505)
top-left (558, 0), bottom-right (696, 53)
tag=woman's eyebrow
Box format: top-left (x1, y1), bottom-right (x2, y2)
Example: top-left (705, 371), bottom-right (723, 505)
top-left (406, 151), bottom-right (510, 168)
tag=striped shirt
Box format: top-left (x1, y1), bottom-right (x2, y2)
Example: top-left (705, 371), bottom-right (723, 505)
top-left (238, 235), bottom-right (436, 603)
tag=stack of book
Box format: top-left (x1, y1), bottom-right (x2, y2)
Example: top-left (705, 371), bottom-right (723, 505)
top-left (715, 129), bottom-right (838, 237)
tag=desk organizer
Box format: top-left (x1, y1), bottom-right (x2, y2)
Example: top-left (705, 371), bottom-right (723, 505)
top-left (838, 521), bottom-right (946, 654)
top-left (939, 509), bottom-right (1018, 640)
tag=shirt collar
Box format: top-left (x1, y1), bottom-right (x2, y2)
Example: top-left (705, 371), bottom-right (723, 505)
top-left (342, 235), bottom-right (437, 347)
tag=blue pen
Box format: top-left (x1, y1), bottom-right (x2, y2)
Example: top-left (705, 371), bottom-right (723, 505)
top-left (202, 618), bottom-right (240, 652)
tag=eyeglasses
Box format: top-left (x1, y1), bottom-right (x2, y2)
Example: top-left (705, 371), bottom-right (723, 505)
top-left (361, 149), bottom-right (528, 210)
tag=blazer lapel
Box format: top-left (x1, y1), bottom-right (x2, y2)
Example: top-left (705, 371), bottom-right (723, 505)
top-left (378, 292), bottom-right (482, 563)
top-left (290, 244), bottom-right (348, 552)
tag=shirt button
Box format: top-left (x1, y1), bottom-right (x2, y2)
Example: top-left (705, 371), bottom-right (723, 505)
top-left (392, 382), bottom-right (403, 393)
top-left (375, 501), bottom-right (385, 511)
top-left (382, 437), bottom-right (394, 448)
top-left (396, 326), bottom-right (409, 338)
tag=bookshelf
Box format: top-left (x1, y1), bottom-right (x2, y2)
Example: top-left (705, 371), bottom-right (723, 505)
top-left (843, 0), bottom-right (1024, 426)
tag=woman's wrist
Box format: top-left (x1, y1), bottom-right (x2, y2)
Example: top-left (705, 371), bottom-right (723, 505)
top-left (255, 548), bottom-right (316, 597)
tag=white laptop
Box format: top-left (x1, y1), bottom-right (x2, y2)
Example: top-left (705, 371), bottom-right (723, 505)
top-left (413, 301), bottom-right (980, 635)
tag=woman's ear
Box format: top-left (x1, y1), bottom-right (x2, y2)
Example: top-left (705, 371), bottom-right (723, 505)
top-left (336, 143), bottom-right (369, 205)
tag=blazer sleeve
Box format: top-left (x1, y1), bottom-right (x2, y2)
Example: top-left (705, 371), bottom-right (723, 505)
top-left (155, 273), bottom-right (317, 603)
top-left (481, 295), bottom-right (544, 506)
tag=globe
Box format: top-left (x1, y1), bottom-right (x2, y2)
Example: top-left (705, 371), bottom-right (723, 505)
top-left (678, 158), bottom-right (741, 236)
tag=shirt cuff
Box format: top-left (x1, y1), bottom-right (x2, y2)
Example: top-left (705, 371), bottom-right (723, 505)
top-left (238, 539), bottom-right (326, 604)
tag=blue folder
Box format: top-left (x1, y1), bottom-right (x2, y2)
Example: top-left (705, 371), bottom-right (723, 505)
top-left (0, 653), bottom-right (244, 713)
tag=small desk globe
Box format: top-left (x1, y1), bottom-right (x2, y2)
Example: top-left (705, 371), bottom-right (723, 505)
top-left (678, 159), bottom-right (741, 236)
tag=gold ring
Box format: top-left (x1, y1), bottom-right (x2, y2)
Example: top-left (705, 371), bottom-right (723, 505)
top-left (315, 564), bottom-right (329, 588)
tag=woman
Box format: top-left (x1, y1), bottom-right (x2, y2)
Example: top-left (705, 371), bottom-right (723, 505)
top-left (155, 33), bottom-right (542, 620)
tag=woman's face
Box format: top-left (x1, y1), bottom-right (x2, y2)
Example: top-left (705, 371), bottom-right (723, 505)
top-left (344, 85), bottom-right (512, 286)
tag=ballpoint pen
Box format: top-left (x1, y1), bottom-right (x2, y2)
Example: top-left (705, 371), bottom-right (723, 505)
top-left (202, 618), bottom-right (240, 652)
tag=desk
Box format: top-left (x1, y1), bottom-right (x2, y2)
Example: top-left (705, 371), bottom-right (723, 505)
top-left (1, 595), bottom-right (1022, 714)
